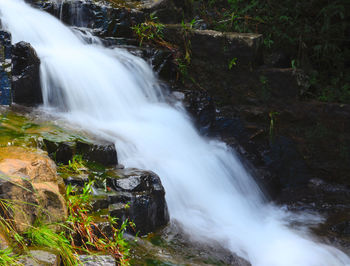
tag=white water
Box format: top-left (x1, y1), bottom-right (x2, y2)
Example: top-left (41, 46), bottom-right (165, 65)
top-left (1, 1), bottom-right (349, 265)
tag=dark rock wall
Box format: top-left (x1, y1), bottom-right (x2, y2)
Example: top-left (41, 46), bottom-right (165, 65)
top-left (0, 31), bottom-right (12, 105)
top-left (12, 41), bottom-right (42, 105)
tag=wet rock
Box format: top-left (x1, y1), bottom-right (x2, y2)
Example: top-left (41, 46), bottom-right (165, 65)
top-left (0, 31), bottom-right (12, 106)
top-left (76, 140), bottom-right (118, 166)
top-left (12, 42), bottom-right (42, 106)
top-left (103, 168), bottom-right (169, 235)
top-left (126, 46), bottom-right (176, 81)
top-left (65, 174), bottom-right (89, 187)
top-left (79, 255), bottom-right (115, 266)
top-left (43, 139), bottom-right (74, 164)
top-left (149, 49), bottom-right (176, 80)
top-left (31, 0), bottom-right (144, 39)
top-left (0, 147), bottom-right (67, 232)
top-left (181, 89), bottom-right (216, 134)
top-left (42, 137), bottom-right (117, 166)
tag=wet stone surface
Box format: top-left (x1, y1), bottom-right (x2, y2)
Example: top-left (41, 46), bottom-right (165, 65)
top-left (12, 42), bottom-right (42, 106)
top-left (0, 31), bottom-right (12, 106)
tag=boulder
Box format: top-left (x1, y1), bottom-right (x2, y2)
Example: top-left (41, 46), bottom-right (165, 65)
top-left (12, 42), bottom-right (42, 106)
top-left (43, 138), bottom-right (118, 166)
top-left (43, 139), bottom-right (75, 165)
top-left (76, 140), bottom-right (118, 166)
top-left (0, 147), bottom-right (67, 232)
top-left (84, 168), bottom-right (169, 235)
top-left (0, 31), bottom-right (12, 106)
top-left (106, 168), bottom-right (169, 235)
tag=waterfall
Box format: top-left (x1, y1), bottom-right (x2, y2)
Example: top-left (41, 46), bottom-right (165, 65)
top-left (1, 1), bottom-right (349, 265)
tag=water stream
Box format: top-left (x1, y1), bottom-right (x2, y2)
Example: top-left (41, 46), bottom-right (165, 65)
top-left (0, 0), bottom-right (349, 265)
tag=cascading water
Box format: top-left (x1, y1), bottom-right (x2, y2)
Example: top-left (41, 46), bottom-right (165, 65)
top-left (0, 1), bottom-right (349, 265)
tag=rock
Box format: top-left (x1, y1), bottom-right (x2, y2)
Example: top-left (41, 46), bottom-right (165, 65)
top-left (65, 174), bottom-right (89, 187)
top-left (76, 140), bottom-right (118, 166)
top-left (79, 255), bottom-right (115, 266)
top-left (30, 0), bottom-right (144, 39)
top-left (42, 137), bottom-right (117, 166)
top-left (257, 68), bottom-right (309, 100)
top-left (262, 136), bottom-right (310, 190)
top-left (163, 26), bottom-right (263, 69)
top-left (0, 231), bottom-right (9, 250)
top-left (106, 169), bottom-right (169, 235)
top-left (181, 89), bottom-right (216, 134)
top-left (143, 0), bottom-right (183, 24)
top-left (0, 172), bottom-right (39, 232)
top-left (264, 51), bottom-right (291, 68)
top-left (19, 250), bottom-right (61, 266)
top-left (0, 147), bottom-right (67, 232)
top-left (125, 46), bottom-right (176, 81)
top-left (0, 31), bottom-right (12, 106)
top-left (43, 139), bottom-right (75, 165)
top-left (12, 42), bottom-right (42, 106)
top-left (68, 173), bottom-right (166, 235)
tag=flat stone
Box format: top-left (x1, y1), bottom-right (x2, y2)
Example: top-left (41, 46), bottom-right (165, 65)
top-left (163, 25), bottom-right (263, 68)
top-left (79, 255), bottom-right (115, 266)
top-left (19, 250), bottom-right (60, 265)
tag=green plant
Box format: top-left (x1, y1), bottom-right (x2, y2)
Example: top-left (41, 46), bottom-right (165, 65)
top-left (58, 154), bottom-right (86, 176)
top-left (24, 223), bottom-right (78, 265)
top-left (269, 111), bottom-right (279, 141)
top-left (175, 58), bottom-right (189, 83)
top-left (68, 155), bottom-right (85, 173)
top-left (132, 14), bottom-right (165, 47)
top-left (260, 75), bottom-right (270, 101)
top-left (228, 57), bottom-right (238, 69)
top-left (0, 248), bottom-right (21, 266)
top-left (66, 181), bottom-right (134, 265)
top-left (0, 196), bottom-right (77, 265)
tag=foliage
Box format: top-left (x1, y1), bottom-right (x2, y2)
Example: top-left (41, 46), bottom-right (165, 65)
top-left (58, 154), bottom-right (87, 176)
top-left (0, 178), bottom-right (133, 265)
top-left (268, 111), bottom-right (279, 142)
top-left (66, 181), bottom-right (134, 265)
top-left (24, 223), bottom-right (77, 265)
top-left (132, 14), bottom-right (166, 47)
top-left (191, 0), bottom-right (350, 103)
top-left (259, 75), bottom-right (270, 101)
top-left (0, 248), bottom-right (21, 266)
top-left (228, 57), bottom-right (237, 69)
top-left (0, 197), bottom-right (78, 265)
